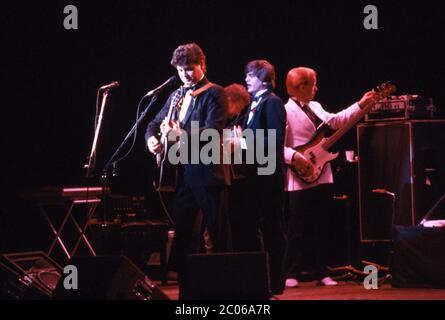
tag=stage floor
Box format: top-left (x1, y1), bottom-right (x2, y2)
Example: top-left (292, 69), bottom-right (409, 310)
top-left (157, 280), bottom-right (445, 300)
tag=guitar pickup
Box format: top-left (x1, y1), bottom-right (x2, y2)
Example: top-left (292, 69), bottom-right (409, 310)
top-left (308, 151), bottom-right (316, 164)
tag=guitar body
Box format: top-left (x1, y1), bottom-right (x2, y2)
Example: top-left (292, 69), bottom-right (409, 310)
top-left (153, 90), bottom-right (183, 193)
top-left (154, 138), bottom-right (178, 192)
top-left (152, 83), bottom-right (215, 192)
top-left (292, 130), bottom-right (339, 184)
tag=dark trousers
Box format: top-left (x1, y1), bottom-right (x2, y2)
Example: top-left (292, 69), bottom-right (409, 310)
top-left (285, 184), bottom-right (332, 280)
top-left (229, 177), bottom-right (286, 294)
top-left (168, 180), bottom-right (229, 287)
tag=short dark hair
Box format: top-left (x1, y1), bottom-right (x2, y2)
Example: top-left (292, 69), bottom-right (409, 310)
top-left (245, 60), bottom-right (276, 89)
top-left (170, 43), bottom-right (207, 73)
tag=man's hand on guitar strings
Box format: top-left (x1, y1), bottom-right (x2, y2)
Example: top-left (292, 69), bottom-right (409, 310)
top-left (291, 152), bottom-right (314, 177)
top-left (147, 136), bottom-right (163, 155)
top-left (160, 119), bottom-right (180, 135)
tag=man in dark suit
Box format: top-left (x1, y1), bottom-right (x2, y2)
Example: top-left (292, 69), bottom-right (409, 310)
top-left (145, 43), bottom-right (230, 294)
top-left (229, 60), bottom-right (287, 294)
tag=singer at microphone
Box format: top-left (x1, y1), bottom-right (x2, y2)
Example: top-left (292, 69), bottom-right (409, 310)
top-left (144, 76), bottom-right (177, 97)
top-left (144, 44), bottom-right (231, 292)
top-left (100, 81), bottom-right (119, 90)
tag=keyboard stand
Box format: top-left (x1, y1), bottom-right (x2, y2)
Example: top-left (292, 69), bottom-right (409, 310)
top-left (38, 197), bottom-right (100, 261)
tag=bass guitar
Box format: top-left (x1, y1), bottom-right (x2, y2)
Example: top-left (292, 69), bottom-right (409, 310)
top-left (291, 82), bottom-right (396, 183)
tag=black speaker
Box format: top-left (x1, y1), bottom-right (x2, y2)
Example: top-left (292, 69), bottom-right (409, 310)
top-left (182, 252), bottom-right (270, 300)
top-left (357, 120), bottom-right (445, 241)
top-left (0, 251), bottom-right (62, 300)
top-left (53, 255), bottom-right (169, 300)
top-left (391, 226), bottom-right (445, 288)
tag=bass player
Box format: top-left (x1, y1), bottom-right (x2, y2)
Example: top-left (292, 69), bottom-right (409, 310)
top-left (283, 66), bottom-right (376, 288)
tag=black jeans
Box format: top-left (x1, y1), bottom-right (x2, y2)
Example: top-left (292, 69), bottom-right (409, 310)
top-left (229, 176), bottom-right (287, 294)
top-left (168, 180), bottom-right (229, 280)
top-left (285, 184), bottom-right (332, 280)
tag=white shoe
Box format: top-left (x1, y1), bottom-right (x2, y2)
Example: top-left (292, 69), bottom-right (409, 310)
top-left (285, 278), bottom-right (299, 288)
top-left (319, 277), bottom-right (338, 286)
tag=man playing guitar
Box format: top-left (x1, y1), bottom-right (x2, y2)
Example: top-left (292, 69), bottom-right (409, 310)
top-left (283, 67), bottom-right (377, 288)
top-left (145, 43), bottom-right (230, 298)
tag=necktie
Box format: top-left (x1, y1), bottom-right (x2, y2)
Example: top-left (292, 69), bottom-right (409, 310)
top-left (252, 95), bottom-right (262, 103)
top-left (247, 94), bottom-right (263, 125)
top-left (298, 102), bottom-right (322, 128)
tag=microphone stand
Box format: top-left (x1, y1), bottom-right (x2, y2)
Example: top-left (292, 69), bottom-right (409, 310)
top-left (82, 87), bottom-right (113, 239)
top-left (85, 89), bottom-right (110, 178)
top-left (360, 188), bottom-right (395, 285)
top-left (100, 93), bottom-right (160, 226)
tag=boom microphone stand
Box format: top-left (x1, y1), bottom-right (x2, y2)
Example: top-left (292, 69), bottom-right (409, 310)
top-left (83, 82), bottom-right (118, 233)
top-left (85, 81), bottom-right (119, 178)
top-left (100, 93), bottom-right (160, 226)
top-left (328, 155), bottom-right (366, 281)
top-left (361, 188), bottom-right (396, 285)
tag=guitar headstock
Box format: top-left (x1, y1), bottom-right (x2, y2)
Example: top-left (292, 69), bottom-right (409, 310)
top-left (374, 82), bottom-right (397, 101)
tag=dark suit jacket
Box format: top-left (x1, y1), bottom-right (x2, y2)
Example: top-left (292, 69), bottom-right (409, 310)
top-left (145, 77), bottom-right (230, 187)
top-left (241, 90), bottom-right (286, 188)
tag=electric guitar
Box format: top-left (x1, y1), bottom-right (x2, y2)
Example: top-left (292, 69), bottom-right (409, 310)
top-left (291, 82), bottom-right (396, 184)
top-left (154, 82), bottom-right (215, 192)
top-left (154, 90), bottom-right (183, 192)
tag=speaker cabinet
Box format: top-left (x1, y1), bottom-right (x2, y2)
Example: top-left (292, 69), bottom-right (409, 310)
top-left (391, 226), bottom-right (445, 288)
top-left (0, 251), bottom-right (62, 300)
top-left (53, 255), bottom-right (169, 300)
top-left (182, 252), bottom-right (270, 300)
top-left (357, 120), bottom-right (445, 241)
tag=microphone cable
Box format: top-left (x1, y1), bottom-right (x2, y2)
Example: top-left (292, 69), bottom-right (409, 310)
top-left (110, 93), bottom-right (160, 168)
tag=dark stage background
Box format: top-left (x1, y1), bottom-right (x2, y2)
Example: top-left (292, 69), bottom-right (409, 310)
top-left (2, 1), bottom-right (445, 252)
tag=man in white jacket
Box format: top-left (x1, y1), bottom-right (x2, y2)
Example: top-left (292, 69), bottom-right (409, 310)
top-left (283, 67), bottom-right (376, 287)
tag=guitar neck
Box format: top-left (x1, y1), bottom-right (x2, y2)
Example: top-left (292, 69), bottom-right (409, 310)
top-left (322, 103), bottom-right (373, 150)
top-left (166, 90), bottom-right (182, 122)
top-left (321, 83), bottom-right (395, 151)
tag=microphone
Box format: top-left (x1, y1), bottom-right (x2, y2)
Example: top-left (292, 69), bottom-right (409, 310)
top-left (144, 76), bottom-right (177, 97)
top-left (100, 81), bottom-right (119, 90)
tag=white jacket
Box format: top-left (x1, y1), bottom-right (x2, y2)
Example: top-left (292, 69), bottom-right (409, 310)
top-left (284, 98), bottom-right (361, 191)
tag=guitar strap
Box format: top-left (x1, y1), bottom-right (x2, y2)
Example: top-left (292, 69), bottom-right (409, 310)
top-left (190, 82), bottom-right (215, 97)
top-left (175, 82), bottom-right (215, 127)
top-left (174, 82), bottom-right (215, 125)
